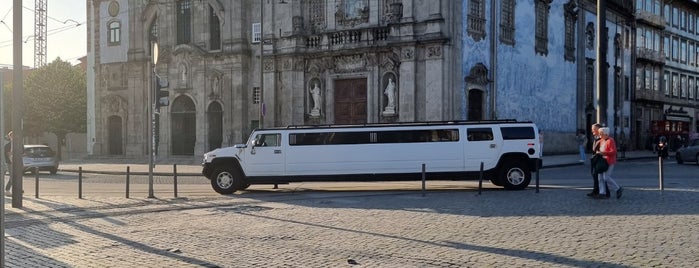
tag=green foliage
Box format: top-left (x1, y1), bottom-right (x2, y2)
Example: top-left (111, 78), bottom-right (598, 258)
top-left (23, 58), bottom-right (86, 138)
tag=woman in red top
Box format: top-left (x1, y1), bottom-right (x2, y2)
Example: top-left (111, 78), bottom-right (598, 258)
top-left (596, 127), bottom-right (623, 199)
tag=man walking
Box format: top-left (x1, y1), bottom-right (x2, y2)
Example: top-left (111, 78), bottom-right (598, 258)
top-left (587, 124), bottom-right (609, 197)
top-left (4, 130), bottom-right (13, 195)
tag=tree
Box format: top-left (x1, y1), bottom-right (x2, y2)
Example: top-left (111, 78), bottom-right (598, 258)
top-left (24, 58), bottom-right (86, 159)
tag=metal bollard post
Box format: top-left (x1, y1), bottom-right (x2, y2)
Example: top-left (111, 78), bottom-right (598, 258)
top-left (536, 158), bottom-right (541, 193)
top-left (658, 156), bottom-right (664, 191)
top-left (173, 164), bottom-right (178, 198)
top-left (34, 167), bottom-right (39, 198)
top-left (78, 167), bottom-right (83, 199)
top-left (478, 162), bottom-right (483, 195)
top-left (126, 166), bottom-right (130, 199)
top-left (421, 163), bottom-right (426, 197)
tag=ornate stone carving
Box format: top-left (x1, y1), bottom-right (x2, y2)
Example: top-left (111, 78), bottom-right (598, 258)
top-left (103, 94), bottom-right (127, 114)
top-left (263, 58), bottom-right (275, 72)
top-left (466, 63), bottom-right (490, 86)
top-left (426, 46), bottom-right (442, 59)
top-left (586, 22), bottom-right (595, 51)
top-left (401, 47), bottom-right (414, 60)
top-left (333, 54), bottom-right (366, 73)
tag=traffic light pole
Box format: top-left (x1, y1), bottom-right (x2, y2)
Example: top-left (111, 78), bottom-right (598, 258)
top-left (148, 42), bottom-right (158, 199)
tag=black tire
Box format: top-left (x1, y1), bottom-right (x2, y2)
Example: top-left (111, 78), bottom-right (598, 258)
top-left (499, 160), bottom-right (531, 190)
top-left (676, 152), bottom-right (684, 164)
top-left (210, 166), bottom-right (247, 194)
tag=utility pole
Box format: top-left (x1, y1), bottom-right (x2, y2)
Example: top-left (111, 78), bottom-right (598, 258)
top-left (12, 0), bottom-right (24, 209)
top-left (596, 1), bottom-right (608, 124)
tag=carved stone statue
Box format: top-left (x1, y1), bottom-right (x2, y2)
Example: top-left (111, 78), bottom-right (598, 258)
top-left (383, 78), bottom-right (396, 115)
top-left (310, 82), bottom-right (321, 116)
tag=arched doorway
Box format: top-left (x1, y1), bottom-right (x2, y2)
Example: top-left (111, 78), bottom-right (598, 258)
top-left (207, 102), bottom-right (223, 151)
top-left (107, 115), bottom-right (123, 155)
top-left (171, 96), bottom-right (196, 155)
top-left (467, 89), bottom-right (484, 121)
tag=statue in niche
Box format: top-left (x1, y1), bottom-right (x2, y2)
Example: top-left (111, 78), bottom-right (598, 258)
top-left (180, 63), bottom-right (188, 85)
top-left (383, 78), bottom-right (396, 115)
top-left (212, 76), bottom-right (220, 95)
top-left (309, 82), bottom-right (321, 116)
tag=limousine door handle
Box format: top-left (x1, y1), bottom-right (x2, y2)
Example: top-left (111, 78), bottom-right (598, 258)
top-left (489, 144), bottom-right (496, 148)
top-left (274, 150), bottom-right (282, 154)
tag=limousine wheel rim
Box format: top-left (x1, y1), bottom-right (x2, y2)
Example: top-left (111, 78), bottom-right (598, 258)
top-left (216, 172), bottom-right (234, 189)
top-left (506, 168), bottom-right (525, 185)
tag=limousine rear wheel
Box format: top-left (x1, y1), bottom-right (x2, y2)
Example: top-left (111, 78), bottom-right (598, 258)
top-left (499, 160), bottom-right (530, 190)
top-left (211, 167), bottom-right (246, 194)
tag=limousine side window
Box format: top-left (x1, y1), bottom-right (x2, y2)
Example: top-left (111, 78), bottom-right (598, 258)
top-left (467, 128), bottom-right (494, 141)
top-left (501, 127), bottom-right (535, 140)
top-left (254, 133), bottom-right (281, 147)
top-left (289, 129), bottom-right (459, 146)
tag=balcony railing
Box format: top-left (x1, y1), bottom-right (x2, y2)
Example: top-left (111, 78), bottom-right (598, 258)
top-left (636, 11), bottom-right (665, 28)
top-left (636, 47), bottom-right (665, 63)
top-left (305, 26), bottom-right (392, 49)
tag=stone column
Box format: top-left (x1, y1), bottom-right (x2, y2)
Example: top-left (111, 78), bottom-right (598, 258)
top-left (399, 47), bottom-right (416, 121)
top-left (425, 45), bottom-right (444, 121)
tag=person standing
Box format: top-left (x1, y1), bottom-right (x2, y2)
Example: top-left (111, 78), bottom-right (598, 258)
top-left (576, 129), bottom-right (587, 162)
top-left (595, 127), bottom-right (623, 199)
top-left (4, 131), bottom-right (13, 195)
top-left (587, 124), bottom-right (606, 197)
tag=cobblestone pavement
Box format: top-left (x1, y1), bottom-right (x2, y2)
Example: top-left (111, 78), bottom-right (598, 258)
top-left (3, 151), bottom-right (698, 267)
top-left (4, 185), bottom-right (699, 267)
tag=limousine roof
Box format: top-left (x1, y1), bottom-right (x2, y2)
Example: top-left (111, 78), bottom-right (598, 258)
top-left (254, 119), bottom-right (534, 131)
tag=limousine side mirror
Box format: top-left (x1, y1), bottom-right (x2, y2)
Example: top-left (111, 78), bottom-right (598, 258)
top-left (234, 143), bottom-right (248, 149)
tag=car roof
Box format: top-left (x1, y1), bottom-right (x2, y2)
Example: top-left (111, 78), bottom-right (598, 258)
top-left (23, 145), bottom-right (51, 149)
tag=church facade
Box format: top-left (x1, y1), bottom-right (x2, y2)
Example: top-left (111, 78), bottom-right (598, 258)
top-left (86, 0), bottom-right (463, 157)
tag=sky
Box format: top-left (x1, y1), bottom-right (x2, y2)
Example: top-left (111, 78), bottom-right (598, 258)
top-left (0, 1), bottom-right (86, 67)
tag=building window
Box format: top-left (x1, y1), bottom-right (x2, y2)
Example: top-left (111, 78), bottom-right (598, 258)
top-left (309, 0), bottom-right (326, 29)
top-left (663, 72), bottom-right (669, 95)
top-left (636, 65), bottom-right (644, 91)
top-left (467, 0), bottom-right (486, 41)
top-left (209, 6), bottom-right (221, 50)
top-left (664, 5), bottom-right (671, 26)
top-left (252, 23), bottom-right (261, 43)
top-left (672, 73), bottom-right (679, 97)
top-left (499, 0), bottom-right (516, 46)
top-left (689, 76), bottom-right (695, 100)
top-left (535, 0), bottom-right (552, 56)
top-left (645, 66), bottom-right (652, 90)
top-left (664, 35), bottom-right (670, 59)
top-left (653, 67), bottom-right (660, 92)
top-left (253, 87), bottom-right (261, 104)
top-left (108, 21), bottom-right (121, 45)
top-left (672, 37), bottom-right (679, 61)
top-left (563, 0), bottom-right (576, 61)
top-left (681, 39), bottom-right (687, 63)
top-left (672, 7), bottom-right (678, 28)
top-left (177, 0), bottom-right (192, 44)
top-left (681, 75), bottom-right (687, 98)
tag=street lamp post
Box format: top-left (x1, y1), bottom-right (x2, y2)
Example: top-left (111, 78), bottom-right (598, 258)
top-left (148, 42), bottom-right (159, 198)
top-left (259, 1), bottom-right (264, 129)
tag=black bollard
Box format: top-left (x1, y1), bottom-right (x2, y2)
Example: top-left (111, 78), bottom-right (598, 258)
top-left (173, 164), bottom-right (178, 198)
top-left (421, 163), bottom-right (426, 197)
top-left (78, 167), bottom-right (83, 199)
top-left (34, 167), bottom-right (39, 198)
top-left (478, 162), bottom-right (484, 195)
top-left (126, 166), bottom-right (130, 199)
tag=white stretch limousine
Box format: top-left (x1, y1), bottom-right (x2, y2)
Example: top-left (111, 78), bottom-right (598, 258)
top-left (202, 120), bottom-right (541, 194)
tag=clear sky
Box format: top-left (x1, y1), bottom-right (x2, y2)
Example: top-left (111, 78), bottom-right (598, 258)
top-left (0, 1), bottom-right (86, 67)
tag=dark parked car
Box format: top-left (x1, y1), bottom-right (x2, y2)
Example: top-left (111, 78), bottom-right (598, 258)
top-left (676, 139), bottom-right (699, 165)
top-left (22, 145), bottom-right (59, 174)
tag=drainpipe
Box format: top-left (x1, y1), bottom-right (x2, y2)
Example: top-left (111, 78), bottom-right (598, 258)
top-left (490, 1), bottom-right (498, 119)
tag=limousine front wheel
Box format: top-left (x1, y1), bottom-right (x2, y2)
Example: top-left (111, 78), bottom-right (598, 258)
top-left (211, 167), bottom-right (246, 194)
top-left (499, 161), bottom-right (530, 190)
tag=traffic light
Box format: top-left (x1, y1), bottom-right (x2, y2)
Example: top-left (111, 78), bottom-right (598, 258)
top-left (155, 76), bottom-right (169, 109)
